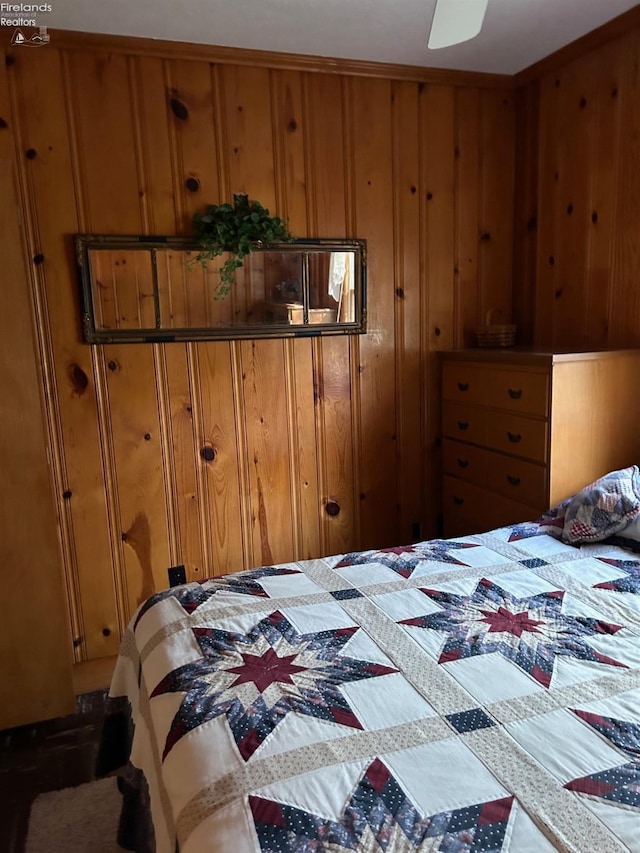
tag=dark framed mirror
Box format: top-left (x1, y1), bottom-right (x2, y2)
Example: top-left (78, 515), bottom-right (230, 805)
top-left (75, 235), bottom-right (367, 343)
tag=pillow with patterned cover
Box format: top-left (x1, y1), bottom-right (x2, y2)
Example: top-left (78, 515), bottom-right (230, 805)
top-left (562, 466), bottom-right (640, 544)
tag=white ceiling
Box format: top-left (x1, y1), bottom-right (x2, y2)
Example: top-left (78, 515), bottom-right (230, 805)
top-left (44, 0), bottom-right (639, 75)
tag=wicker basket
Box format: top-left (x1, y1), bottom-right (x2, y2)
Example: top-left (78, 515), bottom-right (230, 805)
top-left (475, 309), bottom-right (516, 348)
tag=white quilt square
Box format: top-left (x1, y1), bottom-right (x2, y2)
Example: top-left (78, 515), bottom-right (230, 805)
top-left (372, 588), bottom-right (442, 621)
top-left (487, 569), bottom-right (559, 599)
top-left (341, 672), bottom-right (436, 730)
top-left (258, 571), bottom-right (324, 599)
top-left (443, 652), bottom-right (544, 703)
top-left (555, 557), bottom-right (630, 587)
top-left (283, 601), bottom-right (358, 634)
top-left (383, 738), bottom-right (509, 816)
top-left (253, 759), bottom-right (370, 821)
top-left (506, 709), bottom-right (625, 784)
top-left (335, 561), bottom-right (403, 586)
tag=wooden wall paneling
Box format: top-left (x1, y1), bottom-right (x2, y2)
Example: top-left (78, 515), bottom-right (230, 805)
top-left (69, 50), bottom-right (172, 617)
top-left (609, 33), bottom-right (640, 347)
top-left (512, 81), bottom-right (540, 346)
top-left (272, 69), bottom-right (321, 561)
top-left (271, 69), bottom-right (309, 236)
top-left (88, 250), bottom-right (119, 331)
top-left (454, 88), bottom-right (480, 349)
top-left (534, 74), bottom-right (561, 345)
top-left (391, 80), bottom-right (424, 543)
top-left (100, 350), bottom-right (171, 614)
top-left (549, 59), bottom-right (597, 348)
top-left (240, 340), bottom-right (296, 567)
top-left (583, 43), bottom-right (623, 347)
top-left (165, 59), bottom-right (223, 326)
top-left (0, 51), bottom-right (75, 727)
top-left (478, 89), bottom-right (515, 325)
top-left (91, 249), bottom-right (155, 330)
top-left (422, 84), bottom-right (456, 538)
top-left (220, 64), bottom-right (278, 206)
top-left (221, 65), bottom-right (298, 568)
top-left (133, 55), bottom-right (206, 583)
top-left (349, 76), bottom-right (398, 550)
top-left (303, 73), bottom-right (356, 557)
top-left (192, 342), bottom-right (245, 576)
top-left (12, 47), bottom-right (121, 660)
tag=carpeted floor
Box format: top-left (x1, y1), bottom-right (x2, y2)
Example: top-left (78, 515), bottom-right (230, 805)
top-left (25, 777), bottom-right (123, 853)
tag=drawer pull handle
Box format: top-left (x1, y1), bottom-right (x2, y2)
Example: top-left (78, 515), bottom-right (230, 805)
top-left (507, 431), bottom-right (522, 443)
top-left (457, 382), bottom-right (469, 391)
top-left (508, 388), bottom-right (522, 400)
top-left (453, 496), bottom-right (464, 506)
top-left (507, 474), bottom-right (521, 486)
top-left (457, 420), bottom-right (469, 431)
top-left (457, 458), bottom-right (469, 469)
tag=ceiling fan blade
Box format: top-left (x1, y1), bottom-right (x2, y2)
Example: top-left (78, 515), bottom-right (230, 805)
top-left (428, 0), bottom-right (489, 49)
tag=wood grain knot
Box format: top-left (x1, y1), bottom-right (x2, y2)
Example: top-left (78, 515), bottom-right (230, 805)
top-left (325, 501), bottom-right (340, 517)
top-left (185, 177), bottom-right (200, 192)
top-left (288, 118), bottom-right (298, 131)
top-left (144, 433), bottom-right (151, 441)
top-left (68, 363), bottom-right (89, 396)
top-left (566, 203), bottom-right (573, 215)
top-left (5, 55), bottom-right (16, 66)
top-left (395, 288), bottom-right (405, 299)
top-left (62, 490), bottom-right (72, 500)
top-left (201, 446), bottom-right (216, 462)
top-left (480, 232), bottom-right (491, 241)
top-left (426, 192), bottom-right (433, 201)
top-left (169, 97), bottom-right (189, 120)
top-left (0, 117), bottom-right (7, 129)
top-left (434, 327), bottom-right (441, 336)
top-left (410, 186), bottom-right (416, 194)
top-left (591, 211), bottom-right (598, 224)
top-left (33, 253), bottom-right (44, 264)
top-left (102, 628), bottom-right (111, 637)
top-left (579, 96), bottom-right (587, 108)
top-left (548, 256), bottom-right (555, 266)
top-left (25, 148), bottom-right (37, 159)
top-left (107, 360), bottom-right (118, 372)
top-left (527, 215), bottom-right (537, 232)
top-left (73, 637), bottom-right (82, 647)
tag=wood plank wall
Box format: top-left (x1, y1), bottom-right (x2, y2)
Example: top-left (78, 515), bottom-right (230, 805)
top-left (513, 26), bottom-right (640, 347)
top-left (2, 37), bottom-right (514, 664)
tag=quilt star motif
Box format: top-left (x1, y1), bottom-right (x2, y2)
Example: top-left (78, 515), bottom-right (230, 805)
top-left (150, 610), bottom-right (397, 760)
top-left (251, 758), bottom-right (514, 852)
top-left (566, 709), bottom-right (640, 809)
top-left (595, 557), bottom-right (640, 595)
top-left (334, 541), bottom-right (478, 579)
top-left (134, 567), bottom-right (300, 626)
top-left (399, 578), bottom-right (627, 687)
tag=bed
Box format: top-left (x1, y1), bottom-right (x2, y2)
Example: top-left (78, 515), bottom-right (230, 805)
top-left (100, 468), bottom-right (640, 852)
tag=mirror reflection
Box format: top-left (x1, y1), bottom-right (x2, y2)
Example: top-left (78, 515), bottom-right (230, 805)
top-left (77, 236), bottom-right (366, 343)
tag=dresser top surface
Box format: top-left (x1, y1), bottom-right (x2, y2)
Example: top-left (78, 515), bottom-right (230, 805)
top-left (440, 348), bottom-right (640, 366)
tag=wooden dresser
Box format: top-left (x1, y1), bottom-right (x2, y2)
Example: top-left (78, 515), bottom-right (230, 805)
top-left (441, 349), bottom-right (640, 538)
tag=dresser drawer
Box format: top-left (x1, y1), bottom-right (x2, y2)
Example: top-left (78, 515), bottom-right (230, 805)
top-left (485, 411), bottom-right (548, 463)
top-left (442, 364), bottom-right (488, 405)
top-left (442, 402), bottom-right (488, 445)
top-left (443, 439), bottom-right (548, 508)
top-left (443, 476), bottom-right (540, 538)
top-left (487, 369), bottom-right (549, 416)
top-left (443, 404), bottom-right (548, 463)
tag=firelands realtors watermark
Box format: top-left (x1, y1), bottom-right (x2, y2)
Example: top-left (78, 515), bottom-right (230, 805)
top-left (2, 3), bottom-right (52, 45)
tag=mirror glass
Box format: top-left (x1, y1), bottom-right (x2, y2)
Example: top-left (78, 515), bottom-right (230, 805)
top-left (77, 236), bottom-right (366, 343)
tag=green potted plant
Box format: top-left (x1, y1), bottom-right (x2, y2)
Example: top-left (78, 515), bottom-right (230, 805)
top-left (193, 193), bottom-right (294, 298)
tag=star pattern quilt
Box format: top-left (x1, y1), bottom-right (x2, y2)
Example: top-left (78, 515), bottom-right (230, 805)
top-left (107, 520), bottom-right (640, 852)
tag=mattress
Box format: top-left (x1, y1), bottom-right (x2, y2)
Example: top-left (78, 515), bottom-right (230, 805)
top-left (102, 516), bottom-right (640, 852)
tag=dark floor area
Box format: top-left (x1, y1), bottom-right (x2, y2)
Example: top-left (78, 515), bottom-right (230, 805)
top-left (0, 691), bottom-right (108, 853)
